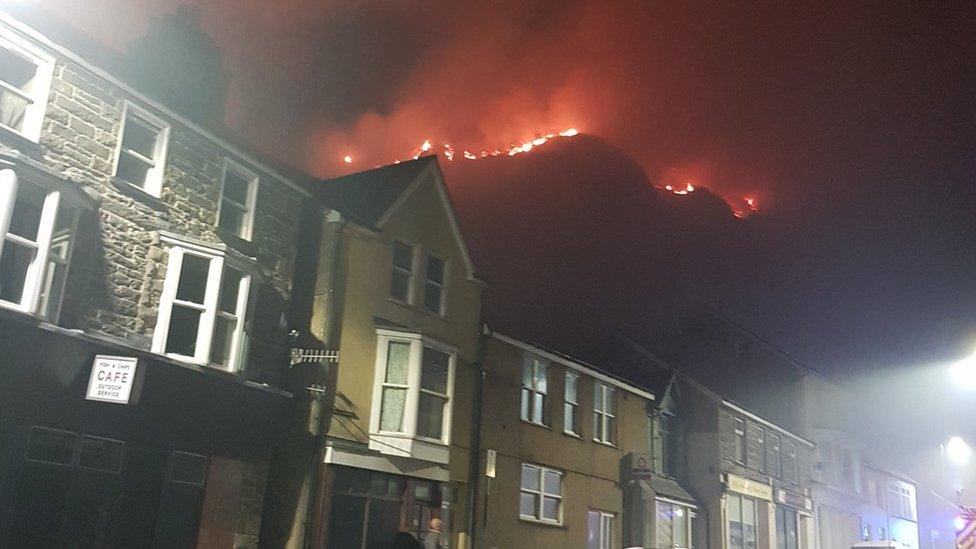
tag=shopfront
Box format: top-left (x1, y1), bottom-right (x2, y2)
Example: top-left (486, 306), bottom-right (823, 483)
top-left (0, 314), bottom-right (288, 547)
top-left (725, 474), bottom-right (774, 549)
top-left (775, 489), bottom-right (814, 549)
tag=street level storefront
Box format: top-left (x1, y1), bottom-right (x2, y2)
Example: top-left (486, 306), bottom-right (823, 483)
top-left (318, 443), bottom-right (452, 548)
top-left (0, 312), bottom-right (289, 547)
top-left (775, 489), bottom-right (814, 549)
top-left (622, 452), bottom-right (699, 548)
top-left (725, 473), bottom-right (774, 549)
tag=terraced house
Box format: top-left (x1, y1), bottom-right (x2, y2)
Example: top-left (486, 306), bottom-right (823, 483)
top-left (262, 157), bottom-right (486, 548)
top-left (0, 9), bottom-right (313, 547)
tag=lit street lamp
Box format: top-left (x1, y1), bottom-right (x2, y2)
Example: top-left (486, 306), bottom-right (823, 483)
top-left (950, 351), bottom-right (976, 390)
top-left (946, 437), bottom-right (973, 465)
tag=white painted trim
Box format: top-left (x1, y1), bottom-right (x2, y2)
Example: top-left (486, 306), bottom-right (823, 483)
top-left (655, 496), bottom-right (699, 510)
top-left (721, 400), bottom-right (815, 448)
top-left (491, 331), bottom-right (656, 400)
top-left (0, 11), bottom-right (313, 198)
top-left (217, 157), bottom-right (260, 241)
top-left (323, 446), bottom-right (450, 482)
top-left (0, 24), bottom-right (54, 142)
top-left (112, 101), bottom-right (171, 197)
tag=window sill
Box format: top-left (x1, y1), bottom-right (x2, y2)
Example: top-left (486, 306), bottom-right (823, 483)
top-left (593, 439), bottom-right (617, 448)
top-left (518, 517), bottom-right (565, 529)
top-left (521, 419), bottom-right (551, 431)
top-left (562, 430), bottom-right (583, 440)
top-left (109, 177), bottom-right (167, 211)
top-left (0, 124), bottom-right (42, 152)
top-left (216, 226), bottom-right (258, 256)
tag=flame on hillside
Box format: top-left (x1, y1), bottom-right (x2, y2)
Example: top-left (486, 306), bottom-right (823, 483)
top-left (658, 180), bottom-right (759, 218)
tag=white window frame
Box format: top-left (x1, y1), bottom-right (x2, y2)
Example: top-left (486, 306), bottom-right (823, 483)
top-left (520, 355), bottom-right (548, 426)
top-left (593, 382), bottom-right (616, 445)
top-left (768, 433), bottom-right (781, 477)
top-left (784, 441), bottom-right (798, 484)
top-left (151, 234), bottom-right (253, 372)
top-left (216, 157), bottom-right (259, 240)
top-left (733, 418), bottom-right (746, 464)
top-left (112, 102), bottom-right (170, 197)
top-left (0, 27), bottom-right (54, 142)
top-left (422, 250), bottom-right (448, 315)
top-left (368, 329), bottom-right (457, 446)
top-left (563, 371), bottom-right (580, 436)
top-left (0, 168), bottom-right (77, 320)
top-left (519, 463), bottom-right (563, 524)
top-left (588, 509), bottom-right (615, 549)
top-left (390, 239), bottom-right (416, 304)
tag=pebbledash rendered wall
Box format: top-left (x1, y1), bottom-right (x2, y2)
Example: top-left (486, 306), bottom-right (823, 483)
top-left (1, 13), bottom-right (308, 546)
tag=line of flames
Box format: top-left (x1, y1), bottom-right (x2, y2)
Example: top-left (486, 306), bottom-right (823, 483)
top-left (342, 129), bottom-right (759, 218)
top-left (659, 182), bottom-right (759, 218)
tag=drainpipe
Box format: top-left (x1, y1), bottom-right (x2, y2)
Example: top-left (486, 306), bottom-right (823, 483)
top-left (466, 323), bottom-right (489, 547)
top-left (305, 209), bottom-right (346, 549)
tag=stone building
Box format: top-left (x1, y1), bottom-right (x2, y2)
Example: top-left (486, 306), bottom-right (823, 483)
top-left (0, 9), bottom-right (313, 547)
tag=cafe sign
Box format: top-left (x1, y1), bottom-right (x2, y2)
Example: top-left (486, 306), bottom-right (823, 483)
top-left (725, 473), bottom-right (773, 501)
top-left (86, 355), bottom-right (138, 405)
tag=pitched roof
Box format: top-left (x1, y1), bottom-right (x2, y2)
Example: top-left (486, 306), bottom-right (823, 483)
top-left (313, 156), bottom-right (437, 226)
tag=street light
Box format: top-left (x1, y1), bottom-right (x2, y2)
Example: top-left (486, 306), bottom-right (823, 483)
top-left (946, 436), bottom-right (973, 465)
top-left (950, 351), bottom-right (976, 390)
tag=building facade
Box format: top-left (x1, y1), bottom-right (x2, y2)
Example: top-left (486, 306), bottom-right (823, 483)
top-left (476, 331), bottom-right (698, 549)
top-left (0, 10), bottom-right (310, 547)
top-left (276, 158), bottom-right (486, 548)
top-left (859, 464), bottom-right (920, 549)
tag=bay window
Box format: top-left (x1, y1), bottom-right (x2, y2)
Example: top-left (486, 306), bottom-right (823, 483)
top-left (151, 234), bottom-right (253, 371)
top-left (657, 500), bottom-right (694, 549)
top-left (593, 382), bottom-right (616, 444)
top-left (0, 168), bottom-right (80, 320)
top-left (520, 464), bottom-right (562, 523)
top-left (217, 158), bottom-right (258, 240)
top-left (0, 29), bottom-right (54, 141)
top-left (587, 510), bottom-right (614, 549)
top-left (370, 329), bottom-right (456, 463)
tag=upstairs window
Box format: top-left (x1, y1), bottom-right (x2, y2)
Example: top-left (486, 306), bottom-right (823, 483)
top-left (563, 372), bottom-right (580, 435)
top-left (390, 240), bottom-right (415, 303)
top-left (520, 355), bottom-right (548, 425)
top-left (732, 418), bottom-right (746, 464)
top-left (783, 441), bottom-right (798, 484)
top-left (593, 383), bottom-right (616, 445)
top-left (152, 236), bottom-right (252, 371)
top-left (520, 464), bottom-right (562, 523)
top-left (0, 170), bottom-right (78, 320)
top-left (371, 330), bottom-right (456, 445)
top-left (887, 484), bottom-right (915, 521)
top-left (768, 433), bottom-right (781, 477)
top-left (423, 252), bottom-right (446, 315)
top-left (217, 159), bottom-right (258, 240)
top-left (756, 427), bottom-right (766, 473)
top-left (0, 31), bottom-right (54, 141)
top-left (113, 104), bottom-right (169, 196)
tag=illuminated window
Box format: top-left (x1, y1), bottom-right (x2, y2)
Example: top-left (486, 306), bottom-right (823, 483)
top-left (593, 383), bottom-right (616, 444)
top-left (0, 28), bottom-right (53, 141)
top-left (563, 372), bottom-right (580, 435)
top-left (657, 500), bottom-right (693, 549)
top-left (390, 240), bottom-right (415, 302)
top-left (733, 418), bottom-right (746, 464)
top-left (521, 355), bottom-right (548, 425)
top-left (152, 235), bottom-right (253, 371)
top-left (588, 509), bottom-right (615, 549)
top-left (0, 171), bottom-right (78, 320)
top-left (423, 252), bottom-right (447, 314)
top-left (371, 330), bottom-right (456, 444)
top-left (217, 159), bottom-right (258, 240)
top-left (113, 103), bottom-right (170, 195)
top-left (520, 464), bottom-right (562, 523)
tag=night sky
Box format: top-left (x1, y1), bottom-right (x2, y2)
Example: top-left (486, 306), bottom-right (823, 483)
top-left (23, 0), bottom-right (976, 493)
